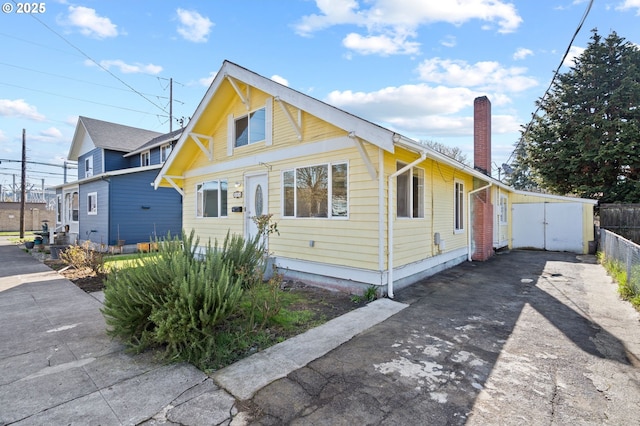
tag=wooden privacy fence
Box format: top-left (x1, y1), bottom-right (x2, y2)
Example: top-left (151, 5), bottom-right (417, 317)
top-left (600, 203), bottom-right (640, 244)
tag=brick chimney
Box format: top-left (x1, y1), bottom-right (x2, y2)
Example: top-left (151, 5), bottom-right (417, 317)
top-left (471, 96), bottom-right (494, 261)
top-left (474, 96), bottom-right (491, 175)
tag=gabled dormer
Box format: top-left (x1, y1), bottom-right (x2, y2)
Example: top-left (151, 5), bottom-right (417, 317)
top-left (68, 117), bottom-right (163, 178)
top-left (123, 128), bottom-right (183, 168)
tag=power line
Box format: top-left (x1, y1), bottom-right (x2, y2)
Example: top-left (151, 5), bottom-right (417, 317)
top-left (505, 0), bottom-right (594, 165)
top-left (18, 2), bottom-right (168, 115)
top-left (0, 82), bottom-right (169, 117)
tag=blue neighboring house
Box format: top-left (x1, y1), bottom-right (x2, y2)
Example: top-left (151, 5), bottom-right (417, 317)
top-left (54, 116), bottom-right (183, 250)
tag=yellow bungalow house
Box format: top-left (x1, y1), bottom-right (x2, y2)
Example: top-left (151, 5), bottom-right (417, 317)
top-left (154, 61), bottom-right (596, 297)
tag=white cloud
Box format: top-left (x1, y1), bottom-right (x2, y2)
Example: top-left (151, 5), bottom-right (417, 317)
top-left (0, 99), bottom-right (45, 121)
top-left (63, 6), bottom-right (119, 39)
top-left (198, 71), bottom-right (217, 87)
top-left (343, 31), bottom-right (420, 55)
top-left (39, 127), bottom-right (63, 139)
top-left (176, 8), bottom-right (213, 43)
top-left (440, 35), bottom-right (457, 48)
top-left (84, 59), bottom-right (163, 75)
top-left (271, 75), bottom-right (289, 86)
top-left (295, 0), bottom-right (522, 56)
top-left (617, 0), bottom-right (640, 14)
top-left (417, 58), bottom-right (538, 92)
top-left (563, 45), bottom-right (585, 67)
top-left (513, 47), bottom-right (533, 60)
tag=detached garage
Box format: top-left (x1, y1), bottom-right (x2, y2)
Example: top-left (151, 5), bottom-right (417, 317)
top-left (509, 192), bottom-right (597, 254)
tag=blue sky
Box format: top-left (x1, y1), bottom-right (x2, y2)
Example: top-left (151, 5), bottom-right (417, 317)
top-left (1, 0), bottom-right (638, 188)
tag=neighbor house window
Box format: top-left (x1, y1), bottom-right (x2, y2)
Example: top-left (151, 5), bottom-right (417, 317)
top-left (87, 192), bottom-right (97, 215)
top-left (235, 107), bottom-right (265, 147)
top-left (499, 194), bottom-right (508, 224)
top-left (282, 162), bottom-right (348, 218)
top-left (160, 143), bottom-right (172, 162)
top-left (396, 162), bottom-right (424, 218)
top-left (85, 156), bottom-right (93, 178)
top-left (196, 180), bottom-right (228, 217)
top-left (65, 191), bottom-right (79, 222)
top-left (454, 180), bottom-right (465, 232)
top-left (140, 151), bottom-right (150, 166)
top-left (56, 195), bottom-right (62, 223)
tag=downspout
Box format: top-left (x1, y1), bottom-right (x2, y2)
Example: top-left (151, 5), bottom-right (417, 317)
top-left (387, 151), bottom-right (427, 298)
top-left (467, 183), bottom-right (492, 261)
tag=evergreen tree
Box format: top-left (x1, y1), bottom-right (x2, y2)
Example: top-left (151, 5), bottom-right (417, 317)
top-left (524, 30), bottom-right (640, 202)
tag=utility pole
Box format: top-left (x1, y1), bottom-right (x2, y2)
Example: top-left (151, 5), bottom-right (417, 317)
top-left (19, 129), bottom-right (26, 239)
top-left (169, 77), bottom-right (173, 132)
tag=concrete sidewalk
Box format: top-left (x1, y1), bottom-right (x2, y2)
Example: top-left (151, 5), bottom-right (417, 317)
top-left (0, 238), bottom-right (406, 425)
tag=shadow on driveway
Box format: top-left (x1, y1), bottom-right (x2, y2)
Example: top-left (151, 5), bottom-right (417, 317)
top-left (244, 250), bottom-right (640, 425)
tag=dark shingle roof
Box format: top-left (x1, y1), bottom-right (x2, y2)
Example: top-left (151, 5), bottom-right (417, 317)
top-left (125, 128), bottom-right (184, 157)
top-left (79, 116), bottom-right (162, 152)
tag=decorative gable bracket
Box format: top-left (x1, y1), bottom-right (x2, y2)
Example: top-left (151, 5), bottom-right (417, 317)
top-left (163, 175), bottom-right (184, 197)
top-left (189, 133), bottom-right (213, 161)
top-left (349, 131), bottom-right (378, 180)
top-left (226, 75), bottom-right (250, 110)
top-left (275, 96), bottom-right (302, 141)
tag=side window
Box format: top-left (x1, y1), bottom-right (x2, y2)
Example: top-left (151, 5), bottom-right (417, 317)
top-left (196, 180), bottom-right (228, 218)
top-left (499, 195), bottom-right (508, 224)
top-left (454, 180), bottom-right (465, 232)
top-left (85, 156), bottom-right (93, 178)
top-left (396, 162), bottom-right (424, 218)
top-left (87, 192), bottom-right (97, 215)
top-left (161, 144), bottom-right (172, 162)
top-left (140, 151), bottom-right (150, 167)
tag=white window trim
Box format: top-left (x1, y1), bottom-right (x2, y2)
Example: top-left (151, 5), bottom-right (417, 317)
top-left (85, 156), bottom-right (93, 178)
top-left (499, 194), bottom-right (508, 224)
top-left (281, 161), bottom-right (349, 220)
top-left (227, 98), bottom-right (272, 155)
top-left (56, 194), bottom-right (62, 224)
top-left (195, 180), bottom-right (228, 218)
top-left (160, 143), bottom-right (172, 162)
top-left (87, 192), bottom-right (98, 215)
top-left (396, 161), bottom-right (425, 219)
top-left (454, 179), bottom-right (465, 234)
top-left (140, 150), bottom-right (151, 167)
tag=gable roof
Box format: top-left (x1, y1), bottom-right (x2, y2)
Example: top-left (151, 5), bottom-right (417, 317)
top-left (67, 116), bottom-right (162, 160)
top-left (124, 128), bottom-right (184, 157)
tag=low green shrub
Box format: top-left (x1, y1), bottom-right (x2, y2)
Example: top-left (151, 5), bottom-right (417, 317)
top-left (101, 230), bottom-right (268, 368)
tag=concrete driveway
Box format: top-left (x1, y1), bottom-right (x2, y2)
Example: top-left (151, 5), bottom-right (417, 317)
top-left (243, 251), bottom-right (640, 425)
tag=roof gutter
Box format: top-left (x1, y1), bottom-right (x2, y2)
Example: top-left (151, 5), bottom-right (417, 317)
top-left (387, 150), bottom-right (427, 299)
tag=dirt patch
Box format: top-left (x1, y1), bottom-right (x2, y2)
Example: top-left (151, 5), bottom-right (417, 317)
top-left (43, 260), bottom-right (365, 320)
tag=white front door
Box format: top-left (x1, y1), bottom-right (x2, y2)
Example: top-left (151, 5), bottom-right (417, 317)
top-left (245, 173), bottom-right (268, 241)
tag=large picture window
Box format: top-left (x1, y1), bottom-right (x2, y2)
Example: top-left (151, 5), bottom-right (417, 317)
top-left (196, 180), bottom-right (228, 218)
top-left (283, 162), bottom-right (348, 218)
top-left (396, 162), bottom-right (424, 218)
top-left (235, 107), bottom-right (265, 147)
top-left (454, 180), bottom-right (465, 232)
top-left (87, 192), bottom-right (97, 215)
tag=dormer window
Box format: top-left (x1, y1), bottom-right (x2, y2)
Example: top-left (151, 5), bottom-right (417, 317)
top-left (85, 156), bottom-right (93, 178)
top-left (160, 143), bottom-right (172, 162)
top-left (141, 151), bottom-right (150, 167)
top-left (234, 107), bottom-right (265, 147)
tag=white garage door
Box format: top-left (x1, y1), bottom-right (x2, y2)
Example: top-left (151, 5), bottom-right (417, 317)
top-left (512, 203), bottom-right (584, 253)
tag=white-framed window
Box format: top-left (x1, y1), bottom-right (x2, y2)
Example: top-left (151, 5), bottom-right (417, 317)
top-left (66, 191), bottom-right (79, 222)
top-left (396, 162), bottom-right (425, 218)
top-left (282, 162), bottom-right (348, 218)
top-left (140, 151), bottom-right (150, 167)
top-left (499, 194), bottom-right (508, 224)
top-left (234, 107), bottom-right (266, 147)
top-left (454, 180), bottom-right (465, 233)
top-left (160, 143), bottom-right (172, 162)
top-left (56, 195), bottom-right (62, 223)
top-left (85, 156), bottom-right (93, 178)
top-left (196, 180), bottom-right (228, 218)
top-left (87, 192), bottom-right (97, 215)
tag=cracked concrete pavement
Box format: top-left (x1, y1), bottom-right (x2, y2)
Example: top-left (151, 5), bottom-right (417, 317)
top-left (243, 251), bottom-right (640, 425)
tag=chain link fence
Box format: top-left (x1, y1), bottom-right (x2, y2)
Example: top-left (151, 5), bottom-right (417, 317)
top-left (600, 229), bottom-right (640, 295)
